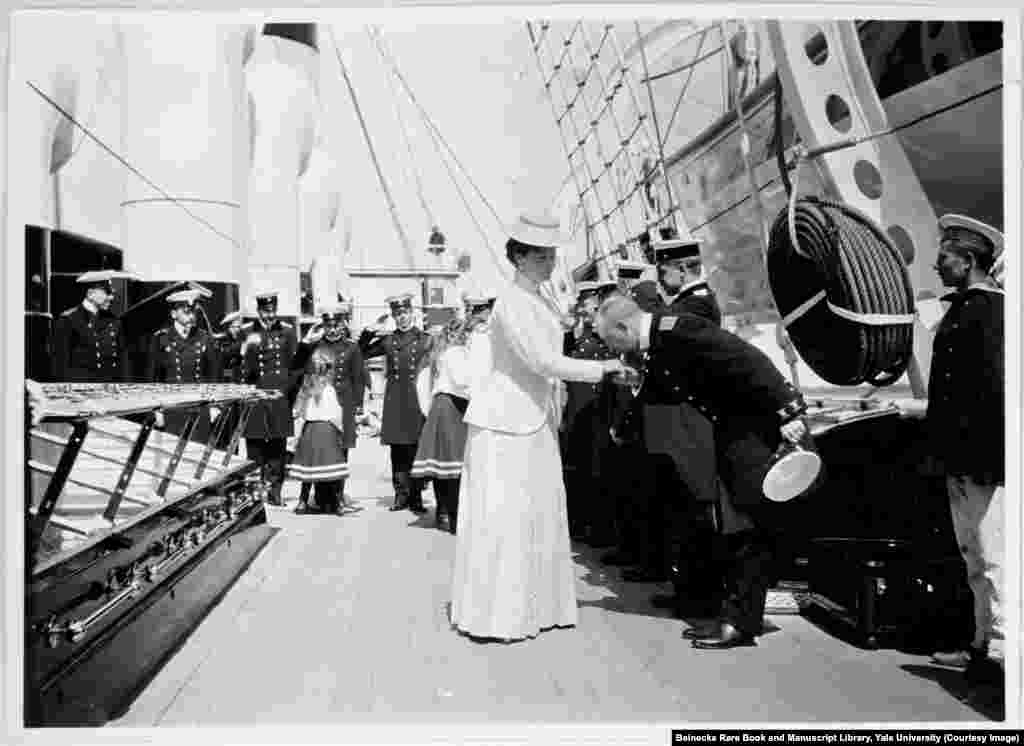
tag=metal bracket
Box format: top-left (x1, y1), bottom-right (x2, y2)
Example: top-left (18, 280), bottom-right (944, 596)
top-left (220, 401), bottom-right (253, 468)
top-left (103, 412), bottom-right (157, 522)
top-left (193, 403), bottom-right (231, 481)
top-left (154, 410), bottom-right (201, 499)
top-left (28, 421), bottom-right (89, 565)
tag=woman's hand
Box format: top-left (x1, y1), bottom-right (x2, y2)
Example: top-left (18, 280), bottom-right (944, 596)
top-left (241, 332), bottom-right (261, 356)
top-left (780, 418), bottom-right (807, 444)
top-left (602, 359), bottom-right (626, 379)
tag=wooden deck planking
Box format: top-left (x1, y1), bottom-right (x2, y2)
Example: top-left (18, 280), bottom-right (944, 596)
top-left (112, 439), bottom-right (989, 727)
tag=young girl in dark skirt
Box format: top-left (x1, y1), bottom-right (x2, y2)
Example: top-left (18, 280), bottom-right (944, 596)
top-left (411, 318), bottom-right (475, 533)
top-left (288, 347), bottom-right (350, 513)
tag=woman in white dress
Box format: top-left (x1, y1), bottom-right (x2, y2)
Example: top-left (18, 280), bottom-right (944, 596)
top-left (450, 212), bottom-right (626, 642)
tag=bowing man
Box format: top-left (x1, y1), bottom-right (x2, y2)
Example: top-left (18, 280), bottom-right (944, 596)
top-left (595, 294), bottom-right (808, 649)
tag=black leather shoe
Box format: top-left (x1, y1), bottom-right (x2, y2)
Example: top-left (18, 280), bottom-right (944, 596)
top-left (679, 622), bottom-right (720, 638)
top-left (293, 502), bottom-right (310, 515)
top-left (622, 567), bottom-right (669, 583)
top-left (691, 623), bottom-right (756, 650)
top-left (409, 504), bottom-right (428, 515)
top-left (389, 503), bottom-right (407, 512)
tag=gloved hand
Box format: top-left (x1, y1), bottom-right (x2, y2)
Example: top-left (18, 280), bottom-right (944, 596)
top-left (303, 323), bottom-right (325, 345)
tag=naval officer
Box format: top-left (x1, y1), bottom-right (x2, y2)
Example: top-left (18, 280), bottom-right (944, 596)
top-left (214, 310), bottom-right (249, 384)
top-left (359, 293), bottom-right (434, 513)
top-left (926, 214), bottom-right (1005, 687)
top-left (596, 295), bottom-right (808, 649)
top-left (52, 270), bottom-right (131, 382)
top-left (562, 279), bottom-right (621, 545)
top-left (636, 237), bottom-right (726, 615)
top-left (146, 288), bottom-right (221, 438)
top-left (241, 291), bottom-right (300, 506)
top-left (633, 236), bottom-right (721, 323)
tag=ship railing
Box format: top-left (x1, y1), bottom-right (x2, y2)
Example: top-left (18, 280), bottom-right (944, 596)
top-left (25, 383), bottom-right (279, 573)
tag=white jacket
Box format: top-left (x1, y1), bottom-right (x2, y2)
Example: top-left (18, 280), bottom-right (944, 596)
top-left (432, 345), bottom-right (473, 400)
top-left (464, 272), bottom-right (605, 435)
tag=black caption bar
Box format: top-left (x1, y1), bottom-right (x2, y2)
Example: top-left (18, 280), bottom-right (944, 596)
top-left (670, 733), bottom-right (1022, 745)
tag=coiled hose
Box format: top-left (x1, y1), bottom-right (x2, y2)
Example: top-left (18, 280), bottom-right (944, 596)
top-left (766, 193), bottom-right (916, 387)
top-left (767, 76), bottom-right (917, 388)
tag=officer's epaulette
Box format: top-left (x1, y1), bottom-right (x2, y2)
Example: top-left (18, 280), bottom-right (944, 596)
top-left (280, 321), bottom-right (293, 329)
top-left (152, 327), bottom-right (168, 336)
top-left (211, 332), bottom-right (227, 340)
top-left (60, 307), bottom-right (77, 317)
top-left (659, 315), bottom-right (678, 331)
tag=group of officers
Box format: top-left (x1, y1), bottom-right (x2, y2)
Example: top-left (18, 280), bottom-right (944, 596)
top-left (45, 207), bottom-right (1005, 669)
top-left (561, 212), bottom-right (1005, 669)
top-left (560, 230), bottom-right (764, 647)
top-left (47, 271), bottom-right (493, 517)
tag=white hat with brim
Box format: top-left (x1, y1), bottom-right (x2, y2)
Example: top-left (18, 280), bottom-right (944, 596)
top-left (319, 301), bottom-right (353, 317)
top-left (507, 210), bottom-right (570, 248)
top-left (938, 214), bottom-right (1004, 260)
top-left (76, 269), bottom-right (138, 285)
top-left (166, 288), bottom-right (203, 306)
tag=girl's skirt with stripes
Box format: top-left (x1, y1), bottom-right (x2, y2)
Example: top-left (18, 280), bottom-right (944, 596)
top-left (287, 421), bottom-right (349, 482)
top-left (411, 393), bottom-right (468, 481)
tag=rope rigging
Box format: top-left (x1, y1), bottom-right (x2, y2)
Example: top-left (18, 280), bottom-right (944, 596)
top-left (368, 26), bottom-right (512, 281)
top-left (26, 81), bottom-right (241, 250)
top-left (372, 27), bottom-right (436, 233)
top-left (371, 28), bottom-right (505, 232)
top-left (327, 26), bottom-right (415, 267)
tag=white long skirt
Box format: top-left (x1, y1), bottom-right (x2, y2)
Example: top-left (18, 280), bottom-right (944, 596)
top-left (450, 421), bottom-right (577, 641)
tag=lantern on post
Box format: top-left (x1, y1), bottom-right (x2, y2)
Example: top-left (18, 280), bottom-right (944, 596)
top-left (427, 225), bottom-right (447, 257)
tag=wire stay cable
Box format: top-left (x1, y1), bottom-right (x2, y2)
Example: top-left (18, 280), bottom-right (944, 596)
top-left (27, 81), bottom-right (240, 249)
top-left (327, 26), bottom-right (414, 266)
top-left (370, 26), bottom-right (436, 232)
top-left (373, 28), bottom-right (505, 232)
top-left (367, 26), bottom-right (507, 280)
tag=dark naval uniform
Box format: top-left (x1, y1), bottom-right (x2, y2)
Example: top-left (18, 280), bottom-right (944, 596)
top-left (146, 324), bottom-right (221, 438)
top-left (646, 312), bottom-right (806, 644)
top-left (52, 305), bottom-right (127, 382)
top-left (562, 324), bottom-right (620, 543)
top-left (927, 284), bottom-right (1004, 485)
top-left (242, 318), bottom-right (299, 504)
top-left (215, 332), bottom-right (245, 384)
top-left (358, 325), bottom-right (433, 511)
top-left (615, 277), bottom-right (724, 598)
top-left (648, 280), bottom-right (725, 604)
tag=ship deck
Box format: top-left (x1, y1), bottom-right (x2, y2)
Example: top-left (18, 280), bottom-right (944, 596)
top-left (112, 438), bottom-right (1001, 730)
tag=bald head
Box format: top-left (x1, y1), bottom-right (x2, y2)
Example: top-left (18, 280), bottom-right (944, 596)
top-left (594, 294), bottom-right (649, 353)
